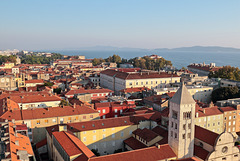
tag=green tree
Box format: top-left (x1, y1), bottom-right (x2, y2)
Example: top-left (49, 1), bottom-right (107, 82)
top-left (53, 88), bottom-right (62, 94)
top-left (211, 86), bottom-right (240, 102)
top-left (209, 66), bottom-right (240, 81)
top-left (44, 82), bottom-right (54, 87)
top-left (92, 58), bottom-right (105, 66)
top-left (0, 55), bottom-right (17, 64)
top-left (59, 100), bottom-right (70, 106)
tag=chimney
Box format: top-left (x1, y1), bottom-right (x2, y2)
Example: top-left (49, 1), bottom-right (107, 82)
top-left (73, 103), bottom-right (76, 108)
top-left (156, 143), bottom-right (160, 149)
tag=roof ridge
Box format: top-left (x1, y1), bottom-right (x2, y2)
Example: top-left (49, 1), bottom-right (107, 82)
top-left (63, 131), bottom-right (84, 154)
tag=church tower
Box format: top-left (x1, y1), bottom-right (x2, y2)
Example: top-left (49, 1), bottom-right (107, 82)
top-left (168, 83), bottom-right (196, 159)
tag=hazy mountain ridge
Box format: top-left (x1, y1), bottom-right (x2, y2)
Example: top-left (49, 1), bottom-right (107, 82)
top-left (62, 46), bottom-right (240, 53)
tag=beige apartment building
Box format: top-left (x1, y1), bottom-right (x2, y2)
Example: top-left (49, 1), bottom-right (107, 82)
top-left (0, 75), bottom-right (17, 90)
top-left (60, 113), bottom-right (159, 155)
top-left (154, 85), bottom-right (213, 103)
top-left (195, 106), bottom-right (224, 134)
top-left (0, 105), bottom-right (99, 143)
top-left (100, 69), bottom-right (180, 94)
top-left (219, 106), bottom-right (237, 133)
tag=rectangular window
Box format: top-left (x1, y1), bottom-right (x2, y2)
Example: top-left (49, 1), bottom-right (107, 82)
top-left (175, 123), bottom-right (177, 129)
top-left (83, 137), bottom-right (86, 142)
top-left (68, 117), bottom-right (71, 120)
top-left (93, 135), bottom-right (96, 140)
top-left (129, 82), bottom-right (132, 85)
top-left (112, 141), bottom-right (115, 147)
top-left (115, 109), bottom-right (118, 113)
top-left (188, 133), bottom-right (191, 138)
top-left (188, 123), bottom-right (191, 129)
top-left (182, 134), bottom-right (185, 139)
top-left (103, 134), bottom-right (106, 139)
top-left (75, 116), bottom-right (79, 120)
top-left (183, 124), bottom-right (186, 130)
top-left (83, 116), bottom-right (86, 120)
top-left (171, 131), bottom-right (173, 137)
top-left (90, 115), bottom-right (93, 118)
top-left (103, 109), bottom-right (106, 113)
top-left (37, 120), bottom-right (40, 124)
top-left (115, 115), bottom-right (118, 118)
top-left (121, 132), bottom-right (124, 137)
top-left (52, 119), bottom-right (56, 123)
top-left (172, 110), bottom-right (178, 119)
top-left (45, 120), bottom-right (48, 124)
top-left (174, 133), bottom-right (177, 138)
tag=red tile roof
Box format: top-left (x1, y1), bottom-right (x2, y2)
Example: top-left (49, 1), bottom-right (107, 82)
top-left (152, 126), bottom-right (168, 145)
top-left (132, 128), bottom-right (159, 142)
top-left (8, 94), bottom-right (62, 104)
top-left (53, 131), bottom-right (95, 158)
top-left (65, 88), bottom-right (113, 96)
top-left (119, 87), bottom-right (151, 93)
top-left (123, 136), bottom-right (147, 150)
top-left (7, 122), bottom-right (34, 161)
top-left (219, 106), bottom-right (236, 112)
top-left (176, 157), bottom-right (201, 161)
top-left (36, 139), bottom-right (47, 149)
top-left (89, 144), bottom-right (176, 161)
top-left (195, 125), bottom-right (219, 146)
top-left (95, 101), bottom-right (136, 109)
top-left (194, 145), bottom-right (209, 160)
top-left (25, 79), bottom-right (44, 84)
top-left (0, 105), bottom-right (98, 121)
top-left (196, 106), bottom-right (222, 117)
top-left (101, 69), bottom-right (180, 80)
top-left (67, 112), bottom-right (161, 132)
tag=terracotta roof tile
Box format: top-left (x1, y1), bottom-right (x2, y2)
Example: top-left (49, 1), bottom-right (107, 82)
top-left (0, 105), bottom-right (98, 121)
top-left (53, 131), bottom-right (95, 158)
top-left (194, 145), bottom-right (209, 160)
top-left (89, 144), bottom-right (176, 161)
top-left (195, 125), bottom-right (218, 146)
top-left (123, 136), bottom-right (147, 150)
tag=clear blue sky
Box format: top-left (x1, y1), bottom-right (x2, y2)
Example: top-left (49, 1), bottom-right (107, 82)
top-left (0, 0), bottom-right (240, 50)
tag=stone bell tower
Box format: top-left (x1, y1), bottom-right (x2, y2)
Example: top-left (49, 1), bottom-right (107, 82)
top-left (168, 83), bottom-right (196, 159)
